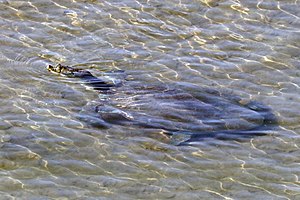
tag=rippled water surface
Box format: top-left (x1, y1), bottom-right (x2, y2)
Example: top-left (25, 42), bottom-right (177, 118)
top-left (0, 0), bottom-right (300, 199)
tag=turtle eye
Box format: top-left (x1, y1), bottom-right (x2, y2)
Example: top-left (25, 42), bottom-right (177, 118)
top-left (56, 64), bottom-right (62, 72)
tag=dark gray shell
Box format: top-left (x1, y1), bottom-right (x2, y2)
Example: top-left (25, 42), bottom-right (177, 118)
top-left (95, 82), bottom-right (274, 132)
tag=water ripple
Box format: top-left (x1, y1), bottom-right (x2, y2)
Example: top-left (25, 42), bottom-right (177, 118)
top-left (0, 0), bottom-right (299, 199)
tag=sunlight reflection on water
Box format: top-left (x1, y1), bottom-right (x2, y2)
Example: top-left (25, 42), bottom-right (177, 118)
top-left (0, 0), bottom-right (299, 199)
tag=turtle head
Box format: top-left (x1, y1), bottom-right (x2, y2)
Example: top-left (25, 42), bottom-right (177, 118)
top-left (47, 64), bottom-right (93, 78)
top-left (47, 64), bottom-right (75, 76)
top-left (47, 64), bottom-right (65, 73)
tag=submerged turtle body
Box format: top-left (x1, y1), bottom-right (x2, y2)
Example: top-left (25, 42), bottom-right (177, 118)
top-left (48, 64), bottom-right (277, 144)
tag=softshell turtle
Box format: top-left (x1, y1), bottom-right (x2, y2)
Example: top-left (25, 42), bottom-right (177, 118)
top-left (48, 64), bottom-right (277, 145)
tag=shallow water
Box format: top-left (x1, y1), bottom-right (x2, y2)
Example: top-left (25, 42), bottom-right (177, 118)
top-left (0, 0), bottom-right (300, 199)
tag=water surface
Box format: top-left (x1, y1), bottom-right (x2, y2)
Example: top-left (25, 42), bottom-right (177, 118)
top-left (0, 0), bottom-right (299, 199)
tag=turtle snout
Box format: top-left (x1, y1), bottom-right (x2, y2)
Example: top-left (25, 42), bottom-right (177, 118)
top-left (47, 65), bottom-right (53, 71)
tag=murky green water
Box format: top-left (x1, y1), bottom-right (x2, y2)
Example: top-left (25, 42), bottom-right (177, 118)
top-left (0, 0), bottom-right (299, 199)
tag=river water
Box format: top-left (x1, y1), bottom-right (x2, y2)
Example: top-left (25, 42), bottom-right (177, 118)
top-left (0, 0), bottom-right (299, 199)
